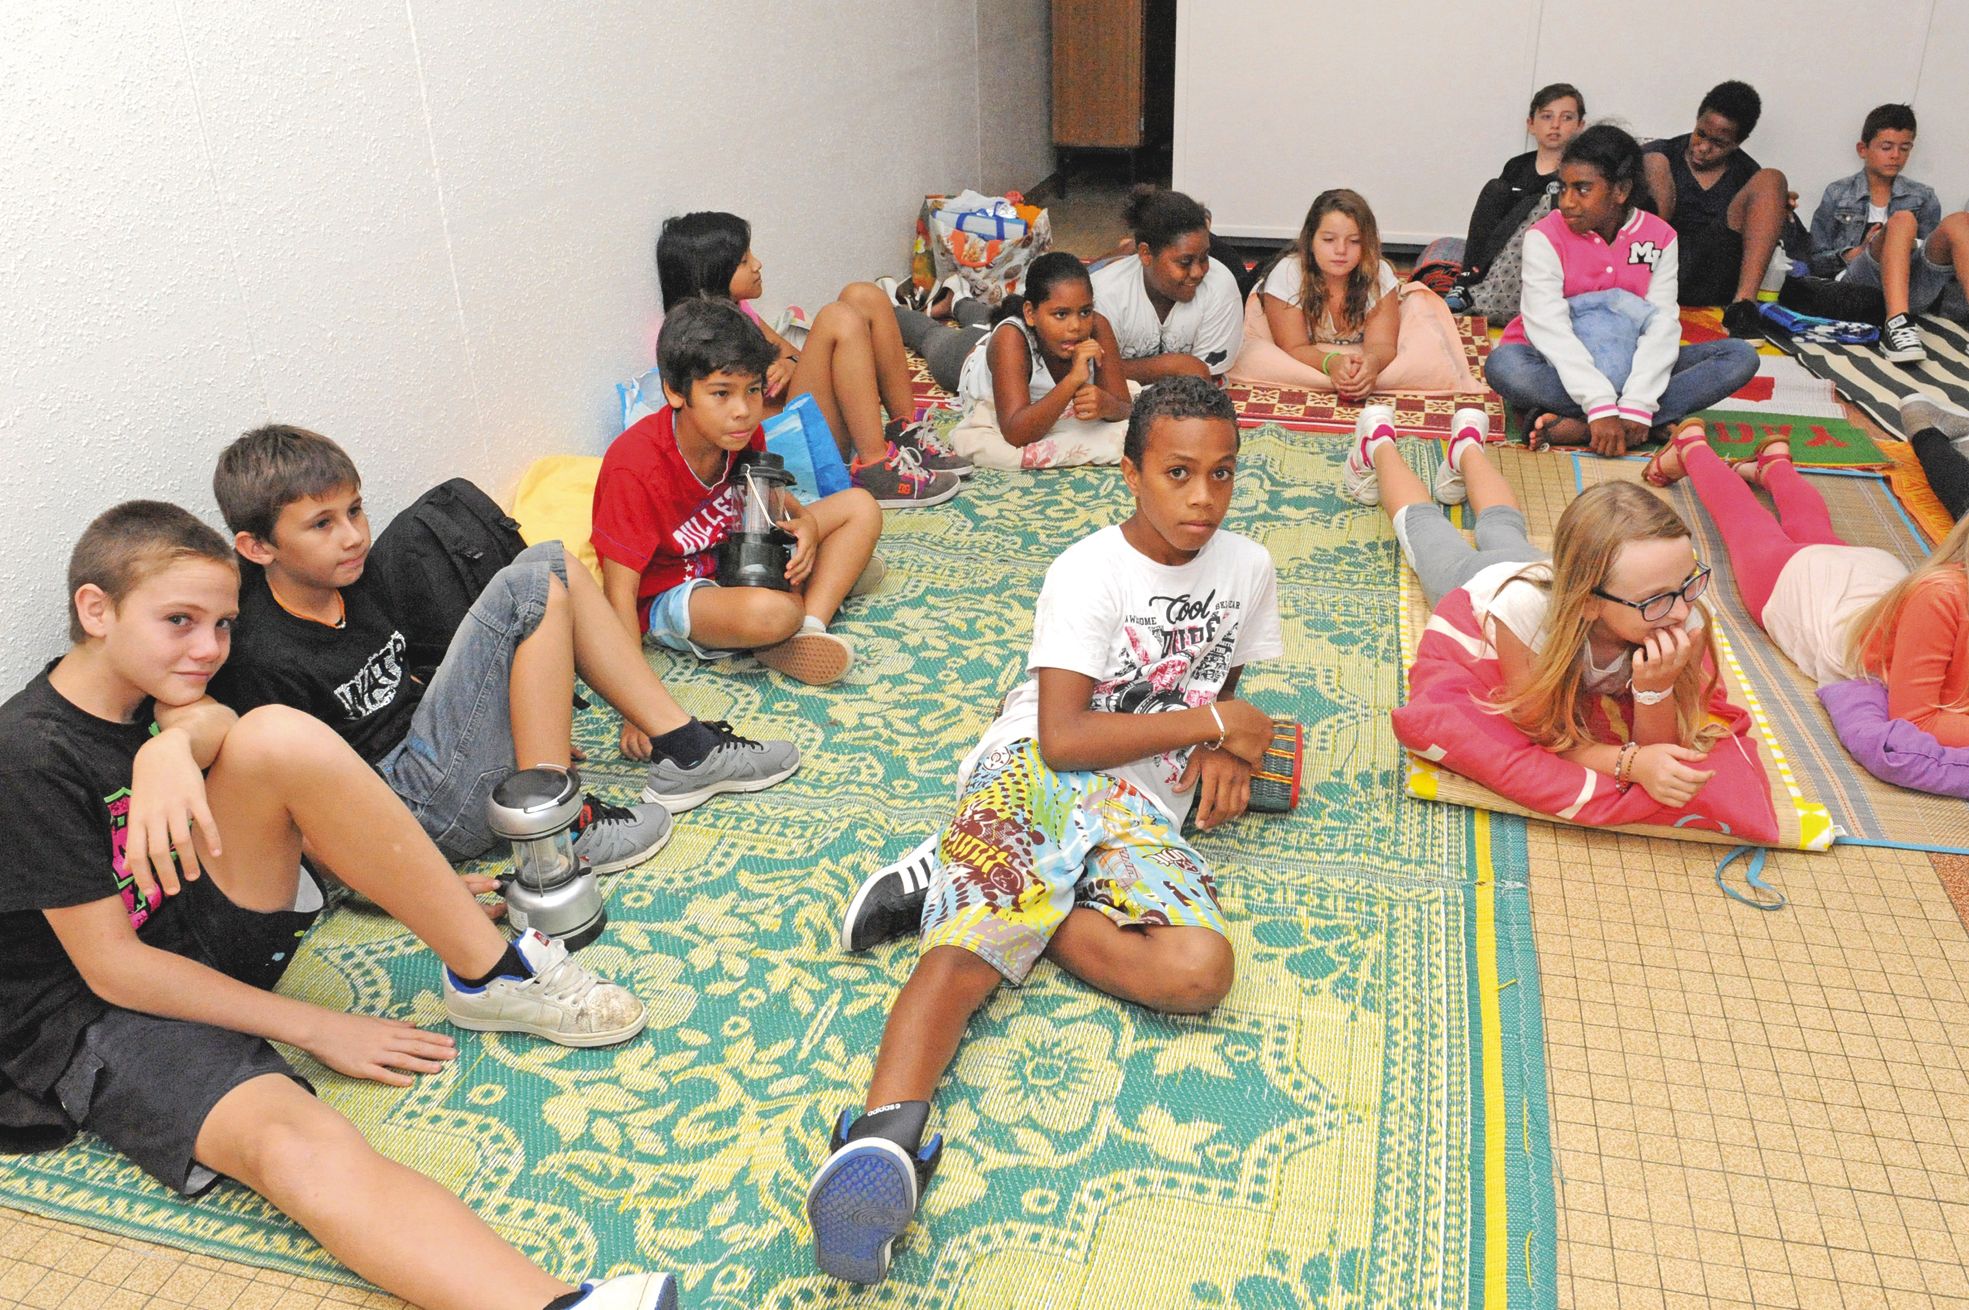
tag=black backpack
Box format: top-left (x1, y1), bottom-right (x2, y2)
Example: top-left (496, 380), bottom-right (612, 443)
top-left (367, 478), bottom-right (528, 679)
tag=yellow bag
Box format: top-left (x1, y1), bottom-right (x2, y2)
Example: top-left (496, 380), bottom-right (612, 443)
top-left (511, 455), bottom-right (604, 585)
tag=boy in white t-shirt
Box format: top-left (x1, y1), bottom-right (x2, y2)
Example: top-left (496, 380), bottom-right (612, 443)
top-left (805, 376), bottom-right (1284, 1286)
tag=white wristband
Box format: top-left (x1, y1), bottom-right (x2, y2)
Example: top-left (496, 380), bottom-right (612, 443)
top-left (1208, 703), bottom-right (1227, 750)
top-left (1631, 685), bottom-right (1673, 705)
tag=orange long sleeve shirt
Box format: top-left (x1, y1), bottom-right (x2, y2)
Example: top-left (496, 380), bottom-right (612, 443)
top-left (1871, 568), bottom-right (1969, 746)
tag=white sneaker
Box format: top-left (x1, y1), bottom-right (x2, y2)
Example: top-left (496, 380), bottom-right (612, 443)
top-left (1433, 407), bottom-right (1489, 505)
top-left (564, 1272), bottom-right (678, 1310)
top-left (1344, 404), bottom-right (1397, 505)
top-left (444, 929), bottom-right (648, 1048)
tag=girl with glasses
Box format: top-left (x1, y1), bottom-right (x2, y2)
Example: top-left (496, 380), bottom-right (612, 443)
top-left (1646, 421), bottom-right (1969, 745)
top-left (1349, 411), bottom-right (1720, 807)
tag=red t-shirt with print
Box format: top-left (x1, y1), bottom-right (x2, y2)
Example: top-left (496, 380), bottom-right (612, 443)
top-left (591, 405), bottom-right (766, 625)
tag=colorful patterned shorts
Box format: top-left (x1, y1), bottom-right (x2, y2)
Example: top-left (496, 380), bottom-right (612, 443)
top-left (920, 739), bottom-right (1227, 983)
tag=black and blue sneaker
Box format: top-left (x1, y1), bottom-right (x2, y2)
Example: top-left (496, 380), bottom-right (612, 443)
top-left (806, 1105), bottom-right (944, 1285)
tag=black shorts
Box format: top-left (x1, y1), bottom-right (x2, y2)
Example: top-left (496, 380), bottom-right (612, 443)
top-left (1678, 224), bottom-right (1745, 306)
top-left (52, 871), bottom-right (323, 1194)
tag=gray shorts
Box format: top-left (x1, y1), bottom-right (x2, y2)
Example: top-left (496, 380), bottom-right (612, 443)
top-left (52, 872), bottom-right (324, 1195)
top-left (1842, 243), bottom-right (1967, 318)
top-left (1395, 503), bottom-right (1546, 610)
top-left (377, 540), bottom-right (567, 862)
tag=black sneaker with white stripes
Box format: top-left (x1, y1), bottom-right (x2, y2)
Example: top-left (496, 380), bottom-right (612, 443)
top-left (840, 833), bottom-right (938, 953)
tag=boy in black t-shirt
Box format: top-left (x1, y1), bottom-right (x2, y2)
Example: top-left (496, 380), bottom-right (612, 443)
top-left (210, 426), bottom-right (800, 876)
top-left (0, 502), bottom-right (676, 1310)
top-left (1642, 80), bottom-right (1793, 335)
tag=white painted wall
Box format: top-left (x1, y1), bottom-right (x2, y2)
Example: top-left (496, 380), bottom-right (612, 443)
top-left (0, 1), bottom-right (1052, 688)
top-left (1178, 0), bottom-right (1966, 245)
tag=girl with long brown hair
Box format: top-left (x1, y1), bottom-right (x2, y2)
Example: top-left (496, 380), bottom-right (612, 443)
top-left (1258, 189), bottom-right (1402, 401)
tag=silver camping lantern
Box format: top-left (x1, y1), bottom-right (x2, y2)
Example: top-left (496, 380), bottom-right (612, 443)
top-left (486, 765), bottom-right (605, 950)
top-left (714, 450), bottom-right (797, 590)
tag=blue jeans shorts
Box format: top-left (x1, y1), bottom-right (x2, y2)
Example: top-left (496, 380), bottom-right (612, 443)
top-left (1842, 243), bottom-right (1967, 318)
top-left (375, 540), bottom-right (565, 862)
top-left (645, 576), bottom-right (739, 662)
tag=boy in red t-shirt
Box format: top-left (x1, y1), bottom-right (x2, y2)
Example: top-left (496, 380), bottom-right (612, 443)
top-left (594, 298), bottom-right (883, 692)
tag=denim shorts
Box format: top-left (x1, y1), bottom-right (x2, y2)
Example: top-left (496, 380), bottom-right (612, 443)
top-left (1842, 243), bottom-right (1963, 316)
top-left (376, 540), bottom-right (565, 862)
top-left (645, 576), bottom-right (738, 662)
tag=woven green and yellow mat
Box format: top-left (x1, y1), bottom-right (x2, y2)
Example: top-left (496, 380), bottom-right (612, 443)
top-left (0, 427), bottom-right (1558, 1308)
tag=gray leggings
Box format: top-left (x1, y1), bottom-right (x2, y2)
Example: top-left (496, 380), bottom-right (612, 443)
top-left (1395, 503), bottom-right (1545, 610)
top-left (897, 302), bottom-right (992, 392)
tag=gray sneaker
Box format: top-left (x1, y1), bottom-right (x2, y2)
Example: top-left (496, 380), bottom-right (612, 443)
top-left (444, 928), bottom-right (647, 1048)
top-left (641, 720), bottom-right (801, 813)
top-left (1900, 392), bottom-right (1969, 441)
top-left (570, 793), bottom-right (672, 874)
top-left (853, 442), bottom-right (960, 508)
top-left (892, 421), bottom-right (974, 478)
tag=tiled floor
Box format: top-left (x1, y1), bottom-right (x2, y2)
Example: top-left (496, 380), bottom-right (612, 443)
top-left (1536, 830), bottom-right (1969, 1310)
top-left (7, 173), bottom-right (1966, 1308)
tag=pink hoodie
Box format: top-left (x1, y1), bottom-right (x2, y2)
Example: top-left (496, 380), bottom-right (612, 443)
top-left (1499, 208), bottom-right (1682, 424)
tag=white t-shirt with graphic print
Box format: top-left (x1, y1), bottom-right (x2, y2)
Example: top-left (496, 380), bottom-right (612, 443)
top-left (959, 524), bottom-right (1285, 822)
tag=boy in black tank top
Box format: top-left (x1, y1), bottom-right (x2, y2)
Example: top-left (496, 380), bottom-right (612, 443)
top-left (1643, 80), bottom-right (1792, 336)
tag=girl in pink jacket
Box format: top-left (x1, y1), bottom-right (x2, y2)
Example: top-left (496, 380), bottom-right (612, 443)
top-left (1488, 124), bottom-right (1758, 458)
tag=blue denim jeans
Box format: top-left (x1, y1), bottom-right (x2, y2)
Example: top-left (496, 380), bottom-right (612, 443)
top-left (1488, 336), bottom-right (1759, 428)
top-left (375, 540), bottom-right (567, 861)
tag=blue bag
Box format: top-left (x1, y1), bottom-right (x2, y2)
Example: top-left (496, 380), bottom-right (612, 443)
top-left (764, 393), bottom-right (851, 500)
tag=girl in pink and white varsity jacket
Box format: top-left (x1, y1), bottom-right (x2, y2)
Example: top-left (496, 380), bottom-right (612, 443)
top-left (1489, 125), bottom-right (1758, 458)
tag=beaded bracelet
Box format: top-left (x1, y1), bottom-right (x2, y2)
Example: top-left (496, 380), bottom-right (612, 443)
top-left (1613, 740), bottom-right (1639, 792)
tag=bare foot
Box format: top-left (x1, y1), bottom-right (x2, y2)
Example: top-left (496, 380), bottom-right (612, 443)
top-left (1529, 414), bottom-right (1589, 450)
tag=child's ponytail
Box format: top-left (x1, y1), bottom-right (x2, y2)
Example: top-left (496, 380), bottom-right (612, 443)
top-left (1121, 185), bottom-right (1212, 253)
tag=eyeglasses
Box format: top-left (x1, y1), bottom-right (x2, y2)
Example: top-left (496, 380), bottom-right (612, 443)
top-left (1592, 563), bottom-right (1711, 622)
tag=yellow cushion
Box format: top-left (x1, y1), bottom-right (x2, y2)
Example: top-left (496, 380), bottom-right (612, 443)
top-left (512, 455), bottom-right (604, 585)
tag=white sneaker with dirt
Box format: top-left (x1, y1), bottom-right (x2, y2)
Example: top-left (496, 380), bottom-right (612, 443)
top-left (1433, 407), bottom-right (1490, 505)
top-left (561, 1272), bottom-right (678, 1310)
top-left (444, 929), bottom-right (648, 1048)
top-left (1344, 404), bottom-right (1397, 505)
top-left (1882, 314), bottom-right (1928, 364)
top-left (757, 615), bottom-right (854, 685)
top-left (852, 442), bottom-right (961, 508)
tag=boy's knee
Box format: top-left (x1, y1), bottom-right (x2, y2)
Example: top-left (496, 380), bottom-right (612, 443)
top-left (229, 705), bottom-right (346, 769)
top-left (839, 486), bottom-right (883, 530)
top-left (721, 586), bottom-right (803, 645)
top-left (1888, 208), bottom-right (1922, 235)
top-left (208, 1082), bottom-right (362, 1192)
top-left (1749, 166), bottom-right (1787, 195)
top-left (914, 944), bottom-right (1004, 1003)
top-left (1151, 930), bottom-right (1235, 1015)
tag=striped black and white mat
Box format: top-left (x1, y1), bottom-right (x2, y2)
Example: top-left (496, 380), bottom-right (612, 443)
top-left (1771, 313), bottom-right (1969, 438)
